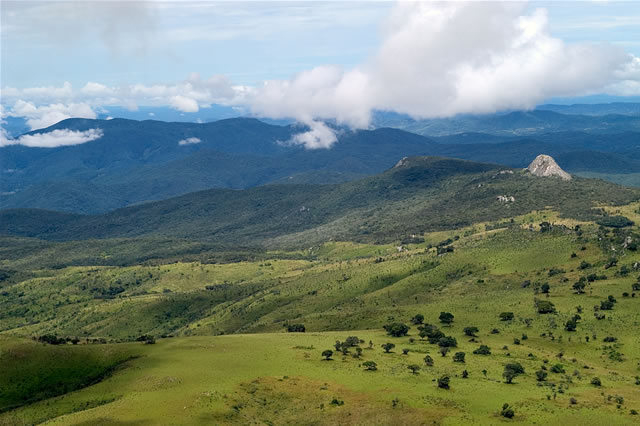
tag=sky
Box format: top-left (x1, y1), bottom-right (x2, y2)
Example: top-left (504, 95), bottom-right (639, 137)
top-left (2, 0), bottom-right (640, 148)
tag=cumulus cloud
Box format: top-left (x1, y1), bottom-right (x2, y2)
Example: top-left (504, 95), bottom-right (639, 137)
top-left (178, 137), bottom-right (201, 146)
top-left (282, 120), bottom-right (339, 149)
top-left (8, 100), bottom-right (97, 130)
top-left (170, 95), bottom-right (199, 113)
top-left (244, 1), bottom-right (640, 148)
top-left (0, 128), bottom-right (103, 148)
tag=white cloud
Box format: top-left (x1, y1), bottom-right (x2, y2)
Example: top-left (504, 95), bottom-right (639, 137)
top-left (0, 128), bottom-right (103, 148)
top-left (170, 95), bottom-right (199, 112)
top-left (8, 100), bottom-right (97, 130)
top-left (285, 120), bottom-right (338, 150)
top-left (81, 82), bottom-right (114, 96)
top-left (178, 137), bottom-right (201, 146)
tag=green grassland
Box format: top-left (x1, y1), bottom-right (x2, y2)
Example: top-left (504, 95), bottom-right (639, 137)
top-left (2, 206), bottom-right (640, 424)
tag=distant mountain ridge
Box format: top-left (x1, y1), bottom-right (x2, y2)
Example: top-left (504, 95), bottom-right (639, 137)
top-left (2, 111), bottom-right (640, 213)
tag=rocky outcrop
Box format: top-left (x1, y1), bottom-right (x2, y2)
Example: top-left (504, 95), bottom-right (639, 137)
top-left (527, 155), bottom-right (571, 180)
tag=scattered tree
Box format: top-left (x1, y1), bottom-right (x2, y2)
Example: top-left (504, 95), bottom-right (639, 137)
top-left (363, 361), bottom-right (378, 371)
top-left (500, 312), bottom-right (515, 321)
top-left (411, 314), bottom-right (424, 325)
top-left (408, 364), bottom-right (421, 375)
top-left (501, 403), bottom-right (515, 419)
top-left (453, 352), bottom-right (466, 363)
top-left (384, 323), bottom-right (410, 337)
top-left (473, 345), bottom-right (491, 355)
top-left (381, 343), bottom-right (396, 353)
top-left (463, 326), bottom-right (479, 337)
top-left (437, 375), bottom-right (450, 389)
top-left (503, 363), bottom-right (525, 384)
top-left (322, 350), bottom-right (334, 360)
top-left (439, 312), bottom-right (455, 325)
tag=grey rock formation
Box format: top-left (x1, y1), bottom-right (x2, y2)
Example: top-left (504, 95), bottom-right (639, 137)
top-left (527, 155), bottom-right (571, 180)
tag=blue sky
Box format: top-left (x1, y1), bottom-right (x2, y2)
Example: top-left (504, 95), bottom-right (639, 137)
top-left (2, 1), bottom-right (640, 137)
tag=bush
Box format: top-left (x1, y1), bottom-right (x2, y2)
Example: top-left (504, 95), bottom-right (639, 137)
top-left (591, 377), bottom-right (602, 386)
top-left (550, 364), bottom-right (565, 374)
top-left (596, 215), bottom-right (634, 228)
top-left (536, 370), bottom-right (548, 382)
top-left (410, 314), bottom-right (424, 324)
top-left (437, 375), bottom-right (450, 389)
top-left (384, 323), bottom-right (410, 337)
top-left (439, 312), bottom-right (454, 325)
top-left (453, 352), bottom-right (466, 363)
top-left (536, 300), bottom-right (556, 314)
top-left (407, 364), bottom-right (421, 375)
top-left (287, 323), bottom-right (305, 333)
top-left (473, 345), bottom-right (491, 355)
top-left (463, 326), bottom-right (479, 337)
top-left (322, 350), bottom-right (333, 360)
top-left (499, 312), bottom-right (514, 321)
top-left (438, 336), bottom-right (458, 348)
top-left (501, 403), bottom-right (515, 419)
top-left (362, 361), bottom-right (377, 371)
top-left (424, 355), bottom-right (434, 366)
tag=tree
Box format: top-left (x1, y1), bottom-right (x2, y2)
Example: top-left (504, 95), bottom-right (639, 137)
top-left (541, 283), bottom-right (550, 294)
top-left (535, 300), bottom-right (556, 314)
top-left (381, 343), bottom-right (395, 353)
top-left (600, 299), bottom-right (615, 310)
top-left (473, 345), bottom-right (491, 355)
top-left (384, 323), bottom-right (410, 337)
top-left (499, 312), bottom-right (515, 321)
top-left (353, 347), bottom-right (363, 359)
top-left (344, 336), bottom-right (360, 347)
top-left (411, 314), bottom-right (424, 325)
top-left (439, 312), bottom-right (454, 325)
top-left (408, 364), bottom-right (421, 375)
top-left (363, 361), bottom-right (377, 371)
top-left (565, 318), bottom-right (578, 332)
top-left (573, 281), bottom-right (586, 294)
top-left (438, 336), bottom-right (458, 348)
top-left (424, 355), bottom-right (434, 366)
top-left (501, 403), bottom-right (515, 418)
top-left (453, 352), bottom-right (466, 363)
top-left (439, 346), bottom-right (450, 357)
top-left (463, 326), bottom-right (479, 337)
top-left (322, 350), bottom-right (333, 360)
top-left (503, 363), bottom-right (525, 384)
top-left (462, 370), bottom-right (469, 378)
top-left (402, 348), bottom-right (410, 355)
top-left (287, 323), bottom-right (305, 333)
top-left (550, 364), bottom-right (565, 374)
top-left (437, 375), bottom-right (450, 389)
top-left (591, 377), bottom-right (602, 386)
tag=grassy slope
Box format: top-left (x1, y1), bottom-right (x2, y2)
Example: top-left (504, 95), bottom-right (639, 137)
top-left (2, 209), bottom-right (640, 423)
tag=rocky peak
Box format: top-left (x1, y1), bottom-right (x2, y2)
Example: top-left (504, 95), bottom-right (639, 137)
top-left (527, 154), bottom-right (571, 181)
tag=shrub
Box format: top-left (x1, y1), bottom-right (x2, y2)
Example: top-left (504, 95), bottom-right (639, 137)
top-left (499, 312), bottom-right (515, 321)
top-left (439, 312), bottom-right (454, 325)
top-left (424, 355), bottom-right (434, 366)
top-left (363, 361), bottom-right (377, 371)
top-left (437, 375), bottom-right (450, 389)
top-left (501, 403), bottom-right (515, 419)
top-left (438, 336), bottom-right (458, 348)
top-left (536, 300), bottom-right (556, 314)
top-left (287, 323), bottom-right (305, 333)
top-left (383, 323), bottom-right (410, 337)
top-left (322, 350), bottom-right (333, 360)
top-left (473, 345), bottom-right (491, 355)
top-left (536, 370), bottom-right (548, 382)
top-left (591, 377), bottom-right (602, 386)
top-left (410, 314), bottom-right (424, 324)
top-left (550, 364), bottom-right (565, 374)
top-left (463, 326), bottom-right (479, 337)
top-left (596, 215), bottom-right (633, 228)
top-left (453, 352), bottom-right (466, 363)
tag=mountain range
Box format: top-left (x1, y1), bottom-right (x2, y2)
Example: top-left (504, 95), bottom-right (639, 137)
top-left (2, 108), bottom-right (640, 213)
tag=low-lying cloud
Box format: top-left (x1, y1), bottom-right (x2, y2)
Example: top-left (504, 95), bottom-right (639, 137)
top-left (178, 137), bottom-right (201, 146)
top-left (0, 128), bottom-right (103, 148)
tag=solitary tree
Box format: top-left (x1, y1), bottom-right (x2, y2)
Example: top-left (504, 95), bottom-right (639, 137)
top-left (453, 352), bottom-right (466, 363)
top-left (322, 350), bottom-right (334, 360)
top-left (439, 312), bottom-right (455, 325)
top-left (381, 342), bottom-right (396, 353)
top-left (463, 326), bottom-right (479, 337)
top-left (473, 345), bottom-right (491, 355)
top-left (503, 363), bottom-right (525, 384)
top-left (424, 355), bottom-right (434, 366)
top-left (499, 312), bottom-right (515, 321)
top-left (535, 370), bottom-right (548, 382)
top-left (437, 375), bottom-right (450, 389)
top-left (363, 361), bottom-right (378, 371)
top-left (411, 314), bottom-right (424, 325)
top-left (439, 346), bottom-right (450, 357)
top-left (407, 364), bottom-right (421, 375)
top-left (384, 323), bottom-right (410, 337)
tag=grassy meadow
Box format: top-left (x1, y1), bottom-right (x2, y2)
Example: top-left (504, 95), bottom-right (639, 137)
top-left (2, 208), bottom-right (640, 424)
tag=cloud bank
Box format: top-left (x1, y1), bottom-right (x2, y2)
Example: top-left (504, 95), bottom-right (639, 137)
top-left (0, 128), bottom-right (103, 148)
top-left (2, 1), bottom-right (640, 148)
